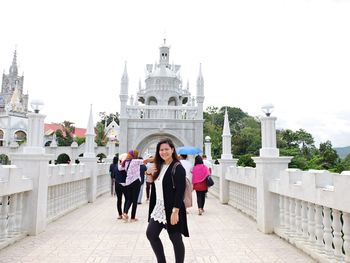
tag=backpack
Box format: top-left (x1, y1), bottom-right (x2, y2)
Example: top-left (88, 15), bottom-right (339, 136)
top-left (171, 162), bottom-right (193, 209)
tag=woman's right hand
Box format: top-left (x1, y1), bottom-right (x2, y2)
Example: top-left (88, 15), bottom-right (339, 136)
top-left (146, 165), bottom-right (157, 182)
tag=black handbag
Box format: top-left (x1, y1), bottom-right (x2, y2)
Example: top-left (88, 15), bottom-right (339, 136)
top-left (206, 175), bottom-right (214, 187)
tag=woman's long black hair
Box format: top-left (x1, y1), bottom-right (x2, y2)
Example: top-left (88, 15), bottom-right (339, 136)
top-left (153, 138), bottom-right (179, 179)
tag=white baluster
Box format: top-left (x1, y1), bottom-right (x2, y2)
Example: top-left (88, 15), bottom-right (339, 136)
top-left (315, 205), bottom-right (325, 253)
top-left (343, 212), bottom-right (350, 262)
top-left (322, 207), bottom-right (333, 259)
top-left (308, 202), bottom-right (316, 246)
top-left (7, 194), bottom-right (16, 237)
top-left (301, 201), bottom-right (308, 242)
top-left (284, 196), bottom-right (290, 233)
top-left (295, 199), bottom-right (302, 239)
top-left (332, 209), bottom-right (344, 262)
top-left (0, 195), bottom-right (8, 241)
top-left (289, 198), bottom-right (296, 237)
top-left (14, 193), bottom-right (23, 234)
top-left (279, 195), bottom-right (285, 228)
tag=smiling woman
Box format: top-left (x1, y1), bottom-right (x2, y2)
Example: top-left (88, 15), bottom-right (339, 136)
top-left (146, 138), bottom-right (189, 263)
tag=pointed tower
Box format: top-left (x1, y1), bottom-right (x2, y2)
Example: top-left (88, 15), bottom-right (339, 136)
top-left (221, 108), bottom-right (232, 159)
top-left (196, 63), bottom-right (204, 119)
top-left (9, 50), bottom-right (18, 77)
top-left (83, 105), bottom-right (96, 158)
top-left (0, 49), bottom-right (28, 113)
top-left (120, 62), bottom-right (128, 118)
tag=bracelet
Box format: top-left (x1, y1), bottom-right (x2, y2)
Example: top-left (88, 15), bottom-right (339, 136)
top-left (172, 208), bottom-right (179, 213)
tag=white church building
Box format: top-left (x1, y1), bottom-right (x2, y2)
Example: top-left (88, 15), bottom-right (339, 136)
top-left (118, 40), bottom-right (204, 155)
top-left (0, 50), bottom-right (29, 147)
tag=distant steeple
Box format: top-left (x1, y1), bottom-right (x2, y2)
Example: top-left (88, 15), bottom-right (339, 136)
top-left (9, 50), bottom-right (18, 76)
top-left (120, 61), bottom-right (128, 95)
top-left (84, 104), bottom-right (95, 158)
top-left (196, 63), bottom-right (204, 96)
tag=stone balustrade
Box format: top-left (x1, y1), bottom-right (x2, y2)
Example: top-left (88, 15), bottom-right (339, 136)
top-left (210, 161), bottom-right (350, 262)
top-left (0, 160), bottom-right (110, 250)
top-left (126, 105), bottom-right (198, 120)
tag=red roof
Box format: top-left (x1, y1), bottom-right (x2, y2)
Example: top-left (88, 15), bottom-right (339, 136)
top-left (44, 124), bottom-right (87, 137)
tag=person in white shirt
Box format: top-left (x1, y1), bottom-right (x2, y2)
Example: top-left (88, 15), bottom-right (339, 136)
top-left (179, 155), bottom-right (193, 183)
top-left (202, 154), bottom-right (213, 175)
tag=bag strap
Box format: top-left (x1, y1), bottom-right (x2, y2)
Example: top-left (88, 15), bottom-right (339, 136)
top-left (171, 162), bottom-right (180, 189)
top-left (125, 160), bottom-right (131, 172)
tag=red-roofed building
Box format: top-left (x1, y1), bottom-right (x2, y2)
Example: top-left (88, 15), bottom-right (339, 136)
top-left (44, 124), bottom-right (86, 137)
top-left (44, 123), bottom-right (86, 146)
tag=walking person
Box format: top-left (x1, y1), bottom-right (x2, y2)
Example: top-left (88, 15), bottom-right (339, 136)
top-left (146, 138), bottom-right (189, 263)
top-left (114, 155), bottom-right (127, 219)
top-left (137, 157), bottom-right (147, 204)
top-left (191, 155), bottom-right (210, 215)
top-left (109, 157), bottom-right (117, 196)
top-left (120, 150), bottom-right (148, 222)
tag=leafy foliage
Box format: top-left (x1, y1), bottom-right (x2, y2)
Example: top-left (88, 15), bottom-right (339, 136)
top-left (204, 106), bottom-right (350, 172)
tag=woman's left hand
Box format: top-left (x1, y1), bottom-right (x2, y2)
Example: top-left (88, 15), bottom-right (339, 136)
top-left (170, 211), bottom-right (179, 225)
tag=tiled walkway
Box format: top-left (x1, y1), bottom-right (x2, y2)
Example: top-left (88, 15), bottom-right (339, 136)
top-left (0, 193), bottom-right (314, 262)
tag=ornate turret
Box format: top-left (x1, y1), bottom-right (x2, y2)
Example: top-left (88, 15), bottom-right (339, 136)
top-left (196, 64), bottom-right (204, 119)
top-left (119, 62), bottom-right (128, 118)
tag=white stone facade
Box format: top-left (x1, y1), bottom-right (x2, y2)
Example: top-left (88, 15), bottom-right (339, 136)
top-left (119, 40), bottom-right (204, 155)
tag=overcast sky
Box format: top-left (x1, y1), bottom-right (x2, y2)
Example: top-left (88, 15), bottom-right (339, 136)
top-left (1, 0), bottom-right (350, 147)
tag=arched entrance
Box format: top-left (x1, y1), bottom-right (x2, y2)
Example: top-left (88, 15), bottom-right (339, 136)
top-left (134, 132), bottom-right (186, 158)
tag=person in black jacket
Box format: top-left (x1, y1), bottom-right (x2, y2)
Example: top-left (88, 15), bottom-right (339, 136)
top-left (109, 157), bottom-right (117, 196)
top-left (145, 138), bottom-right (189, 263)
top-left (112, 155), bottom-right (127, 219)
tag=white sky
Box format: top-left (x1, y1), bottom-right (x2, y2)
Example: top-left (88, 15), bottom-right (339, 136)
top-left (1, 0), bottom-right (350, 147)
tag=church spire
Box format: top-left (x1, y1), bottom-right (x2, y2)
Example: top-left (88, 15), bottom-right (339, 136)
top-left (9, 49), bottom-right (18, 76)
top-left (120, 61), bottom-right (128, 95)
top-left (196, 63), bottom-right (204, 96)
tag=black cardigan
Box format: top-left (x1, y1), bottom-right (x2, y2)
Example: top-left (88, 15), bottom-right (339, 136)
top-left (148, 160), bottom-right (189, 237)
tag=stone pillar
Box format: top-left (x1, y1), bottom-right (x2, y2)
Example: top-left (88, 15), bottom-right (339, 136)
top-left (10, 111), bottom-right (53, 235)
top-left (252, 107), bottom-right (291, 233)
top-left (106, 139), bottom-right (116, 163)
top-left (79, 156), bottom-right (98, 203)
top-left (218, 158), bottom-right (237, 204)
top-left (24, 112), bottom-right (46, 154)
top-left (204, 136), bottom-right (212, 160)
top-left (219, 108), bottom-right (238, 204)
top-left (80, 105), bottom-right (98, 202)
top-left (260, 116), bottom-right (279, 157)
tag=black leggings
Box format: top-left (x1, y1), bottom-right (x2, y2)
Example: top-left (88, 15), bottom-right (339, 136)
top-left (115, 183), bottom-right (126, 216)
top-left (146, 218), bottom-right (184, 263)
top-left (196, 191), bottom-right (206, 209)
top-left (123, 179), bottom-right (140, 219)
top-left (146, 182), bottom-right (152, 199)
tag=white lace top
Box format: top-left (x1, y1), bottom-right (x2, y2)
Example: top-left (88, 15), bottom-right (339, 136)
top-left (150, 164), bottom-right (169, 224)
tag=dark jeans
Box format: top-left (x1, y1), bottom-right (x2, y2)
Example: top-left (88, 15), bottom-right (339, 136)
top-left (146, 182), bottom-right (152, 199)
top-left (146, 218), bottom-right (185, 263)
top-left (123, 179), bottom-right (141, 219)
top-left (196, 191), bottom-right (206, 209)
top-left (115, 183), bottom-right (126, 216)
top-left (111, 178), bottom-right (115, 195)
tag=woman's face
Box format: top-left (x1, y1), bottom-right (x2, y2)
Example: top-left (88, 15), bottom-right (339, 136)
top-left (159, 143), bottom-right (174, 164)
